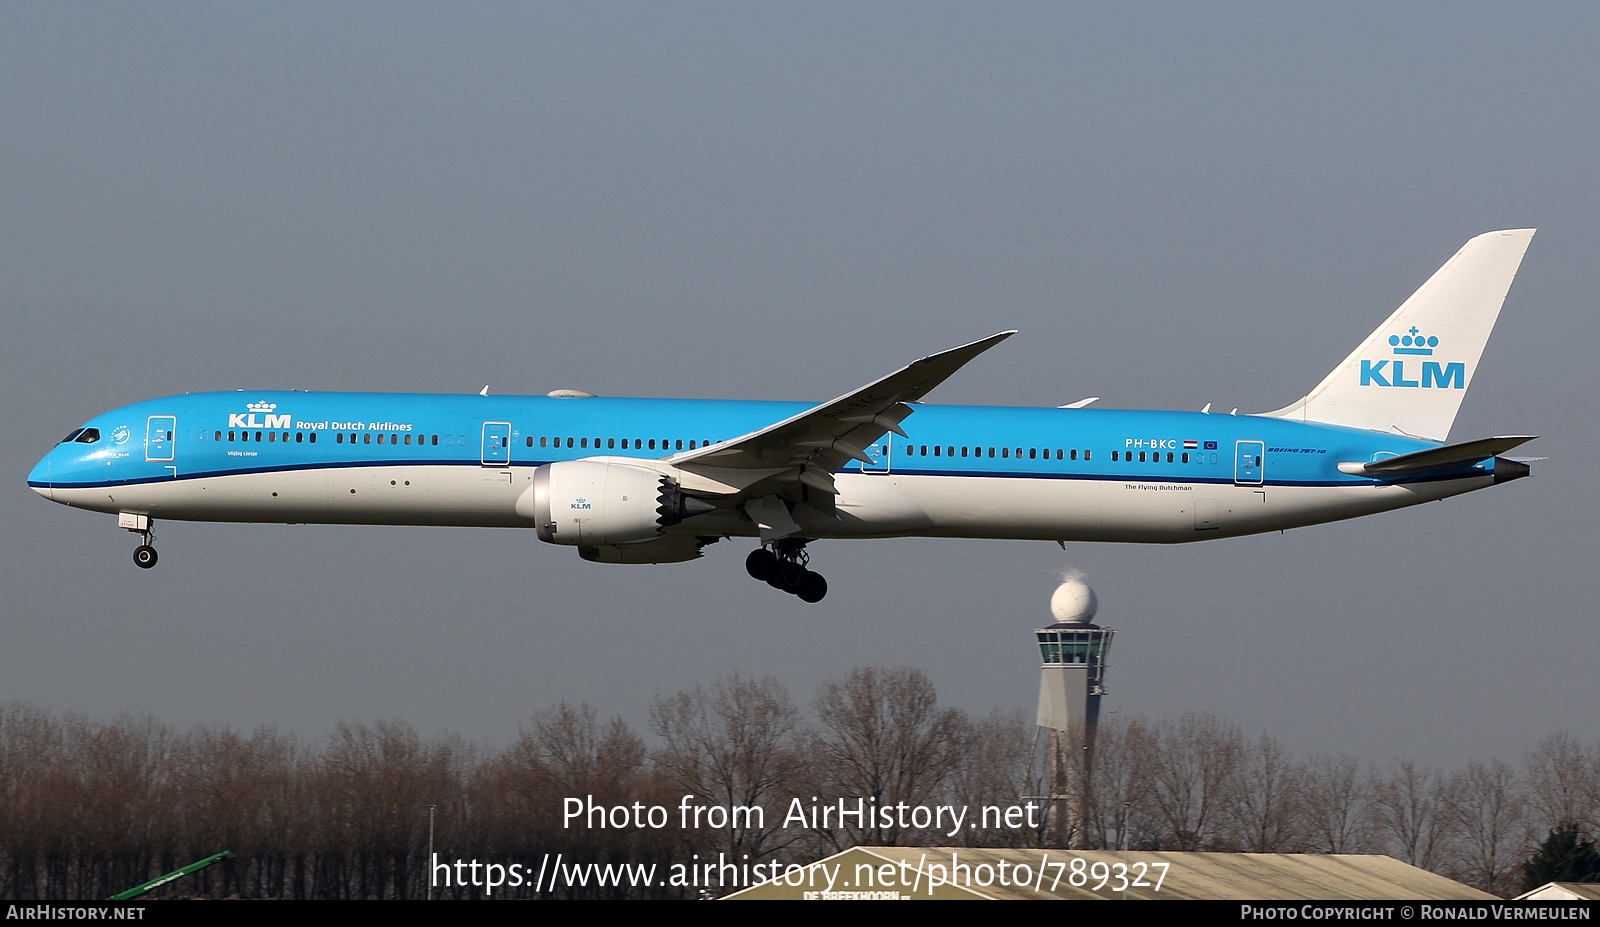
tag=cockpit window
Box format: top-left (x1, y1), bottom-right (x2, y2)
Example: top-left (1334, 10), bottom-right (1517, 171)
top-left (59, 429), bottom-right (85, 444)
top-left (74, 428), bottom-right (101, 444)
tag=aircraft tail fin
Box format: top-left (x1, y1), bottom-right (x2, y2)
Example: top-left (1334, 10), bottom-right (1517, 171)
top-left (1262, 229), bottom-right (1535, 442)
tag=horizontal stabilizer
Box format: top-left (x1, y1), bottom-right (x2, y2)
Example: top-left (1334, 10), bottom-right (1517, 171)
top-left (1338, 435), bottom-right (1537, 477)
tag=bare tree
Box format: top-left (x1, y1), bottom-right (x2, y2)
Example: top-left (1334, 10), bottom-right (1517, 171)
top-left (1147, 712), bottom-right (1241, 850)
top-left (1224, 733), bottom-right (1305, 852)
top-left (650, 674), bottom-right (804, 861)
top-left (1301, 752), bottom-right (1373, 854)
top-left (1522, 732), bottom-right (1597, 839)
top-left (1074, 716), bottom-right (1160, 851)
top-left (948, 709), bottom-right (1034, 847)
top-left (1444, 758), bottom-right (1528, 897)
top-left (803, 665), bottom-right (966, 849)
top-left (1371, 760), bottom-right (1445, 870)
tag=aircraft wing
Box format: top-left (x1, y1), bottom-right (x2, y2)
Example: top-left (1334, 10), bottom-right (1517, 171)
top-left (666, 330), bottom-right (1015, 495)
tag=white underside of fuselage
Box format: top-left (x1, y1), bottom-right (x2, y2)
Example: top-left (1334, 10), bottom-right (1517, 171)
top-left (43, 464), bottom-right (1493, 545)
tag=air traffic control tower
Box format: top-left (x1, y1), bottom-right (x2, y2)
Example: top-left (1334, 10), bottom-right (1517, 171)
top-left (1035, 579), bottom-right (1114, 848)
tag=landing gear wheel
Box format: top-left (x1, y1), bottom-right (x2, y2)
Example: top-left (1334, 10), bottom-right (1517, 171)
top-left (133, 545), bottom-right (158, 569)
top-left (776, 562), bottom-right (807, 593)
top-left (745, 548), bottom-right (777, 582)
top-left (796, 570), bottom-right (828, 603)
top-left (753, 539), bottom-right (826, 601)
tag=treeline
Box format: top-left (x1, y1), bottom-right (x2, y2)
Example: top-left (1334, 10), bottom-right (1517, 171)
top-left (1, 668), bottom-right (1595, 899)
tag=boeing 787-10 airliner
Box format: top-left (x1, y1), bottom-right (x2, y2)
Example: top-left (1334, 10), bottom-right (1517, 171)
top-left (30, 230), bottom-right (1537, 602)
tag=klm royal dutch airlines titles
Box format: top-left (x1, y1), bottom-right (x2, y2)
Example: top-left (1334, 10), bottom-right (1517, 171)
top-left (30, 231), bottom-right (1538, 603)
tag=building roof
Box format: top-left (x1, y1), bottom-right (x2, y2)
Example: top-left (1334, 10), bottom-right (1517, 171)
top-left (1515, 882), bottom-right (1600, 902)
top-left (723, 847), bottom-right (1498, 901)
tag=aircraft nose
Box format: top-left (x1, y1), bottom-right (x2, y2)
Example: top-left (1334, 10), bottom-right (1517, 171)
top-left (27, 452), bottom-right (52, 501)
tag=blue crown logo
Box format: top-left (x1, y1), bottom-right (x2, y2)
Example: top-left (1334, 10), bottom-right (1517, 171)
top-left (1388, 327), bottom-right (1438, 356)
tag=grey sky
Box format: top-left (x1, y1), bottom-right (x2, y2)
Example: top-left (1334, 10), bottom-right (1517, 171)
top-left (3, 4), bottom-right (1595, 767)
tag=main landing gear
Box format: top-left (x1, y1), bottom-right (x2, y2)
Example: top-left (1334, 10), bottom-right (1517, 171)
top-left (745, 540), bottom-right (828, 603)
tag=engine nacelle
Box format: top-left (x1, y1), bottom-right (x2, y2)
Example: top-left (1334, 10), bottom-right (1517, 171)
top-left (579, 535), bottom-right (711, 564)
top-left (522, 460), bottom-right (715, 547)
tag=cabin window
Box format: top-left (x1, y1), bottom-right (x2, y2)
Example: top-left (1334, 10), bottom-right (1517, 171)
top-left (1111, 451), bottom-right (1118, 461)
top-left (1002, 447), bottom-right (1009, 458)
top-left (269, 431), bottom-right (276, 442)
top-left (1071, 449), bottom-right (1078, 460)
top-left (933, 446), bottom-right (941, 456)
top-left (1029, 448), bottom-right (1037, 459)
top-left (960, 446), bottom-right (968, 457)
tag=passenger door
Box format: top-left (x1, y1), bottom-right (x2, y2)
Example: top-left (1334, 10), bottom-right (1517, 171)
top-left (481, 422), bottom-right (511, 467)
top-left (146, 416), bottom-right (176, 462)
top-left (1234, 440), bottom-right (1264, 485)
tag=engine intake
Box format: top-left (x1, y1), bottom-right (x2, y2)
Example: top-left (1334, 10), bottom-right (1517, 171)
top-left (524, 460), bottom-right (715, 546)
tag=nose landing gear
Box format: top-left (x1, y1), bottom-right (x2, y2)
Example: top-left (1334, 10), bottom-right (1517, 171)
top-left (120, 513), bottom-right (158, 569)
top-left (744, 540), bottom-right (828, 603)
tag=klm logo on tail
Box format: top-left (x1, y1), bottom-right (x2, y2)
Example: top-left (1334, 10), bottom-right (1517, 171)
top-left (1359, 328), bottom-right (1464, 389)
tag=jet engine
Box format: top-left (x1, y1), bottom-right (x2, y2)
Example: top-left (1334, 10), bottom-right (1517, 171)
top-left (523, 460), bottom-right (716, 547)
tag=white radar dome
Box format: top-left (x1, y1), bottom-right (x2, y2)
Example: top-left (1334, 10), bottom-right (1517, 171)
top-left (1049, 579), bottom-right (1098, 624)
